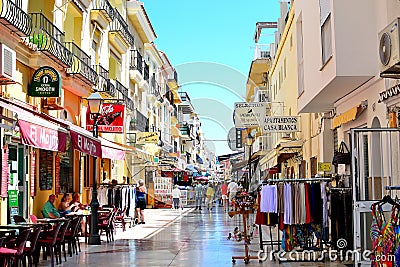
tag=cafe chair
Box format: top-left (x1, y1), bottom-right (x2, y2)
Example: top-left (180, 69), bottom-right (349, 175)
top-left (65, 217), bottom-right (81, 257)
top-left (114, 207), bottom-right (127, 232)
top-left (29, 215), bottom-right (38, 224)
top-left (0, 229), bottom-right (30, 267)
top-left (36, 222), bottom-right (62, 267)
top-left (13, 215), bottom-right (26, 223)
top-left (98, 210), bottom-right (116, 243)
top-left (23, 226), bottom-right (42, 267)
top-left (54, 220), bottom-right (70, 264)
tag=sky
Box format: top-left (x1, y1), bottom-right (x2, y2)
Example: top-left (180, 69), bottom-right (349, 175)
top-left (143, 0), bottom-right (281, 156)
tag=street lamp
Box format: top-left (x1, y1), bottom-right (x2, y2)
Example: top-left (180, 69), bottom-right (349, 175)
top-left (246, 133), bottom-right (254, 191)
top-left (87, 91), bottom-right (103, 245)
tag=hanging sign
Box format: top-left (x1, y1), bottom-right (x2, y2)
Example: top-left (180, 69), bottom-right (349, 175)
top-left (55, 154), bottom-right (60, 195)
top-left (29, 66), bottom-right (61, 97)
top-left (234, 102), bottom-right (267, 127)
top-left (1, 146), bottom-right (8, 197)
top-left (70, 129), bottom-right (101, 157)
top-left (136, 132), bottom-right (159, 144)
top-left (86, 104), bottom-right (125, 133)
top-left (8, 190), bottom-right (18, 207)
top-left (261, 116), bottom-right (299, 133)
top-left (30, 151), bottom-right (36, 197)
top-left (318, 162), bottom-right (332, 173)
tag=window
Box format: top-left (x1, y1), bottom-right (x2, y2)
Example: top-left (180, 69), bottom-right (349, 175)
top-left (60, 144), bottom-right (73, 193)
top-left (310, 157), bottom-right (317, 177)
top-left (284, 58), bottom-right (287, 79)
top-left (321, 15), bottom-right (332, 65)
top-left (297, 16), bottom-right (305, 96)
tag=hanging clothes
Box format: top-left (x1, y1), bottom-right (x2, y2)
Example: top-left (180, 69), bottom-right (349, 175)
top-left (283, 183), bottom-right (293, 224)
top-left (260, 184), bottom-right (277, 213)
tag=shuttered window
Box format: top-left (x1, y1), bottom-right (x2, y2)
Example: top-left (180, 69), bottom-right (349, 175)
top-left (319, 0), bottom-right (331, 25)
top-left (321, 15), bottom-right (332, 65)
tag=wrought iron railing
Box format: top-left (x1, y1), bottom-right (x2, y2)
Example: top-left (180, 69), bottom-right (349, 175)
top-left (135, 109), bottom-right (149, 132)
top-left (179, 92), bottom-right (191, 102)
top-left (180, 124), bottom-right (190, 136)
top-left (129, 50), bottom-right (143, 74)
top-left (125, 97), bottom-right (134, 111)
top-left (110, 8), bottom-right (134, 47)
top-left (116, 80), bottom-right (128, 98)
top-left (143, 61), bottom-right (149, 81)
top-left (0, 0), bottom-right (32, 36)
top-left (96, 65), bottom-right (116, 96)
top-left (29, 13), bottom-right (72, 67)
top-left (65, 42), bottom-right (98, 85)
top-left (91, 0), bottom-right (114, 20)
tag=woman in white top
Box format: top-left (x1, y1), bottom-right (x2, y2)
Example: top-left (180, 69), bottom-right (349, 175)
top-left (172, 185), bottom-right (182, 210)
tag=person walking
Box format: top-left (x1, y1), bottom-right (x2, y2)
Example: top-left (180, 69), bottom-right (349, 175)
top-left (136, 179), bottom-right (147, 224)
top-left (194, 181), bottom-right (203, 210)
top-left (205, 184), bottom-right (215, 210)
top-left (221, 181), bottom-right (228, 211)
top-left (172, 185), bottom-right (182, 210)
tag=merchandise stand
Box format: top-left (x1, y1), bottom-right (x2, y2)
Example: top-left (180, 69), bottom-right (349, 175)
top-left (258, 177), bottom-right (331, 263)
top-left (229, 206), bottom-right (259, 264)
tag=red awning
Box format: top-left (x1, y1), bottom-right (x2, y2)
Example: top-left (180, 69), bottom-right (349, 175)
top-left (69, 123), bottom-right (101, 157)
top-left (99, 137), bottom-right (126, 160)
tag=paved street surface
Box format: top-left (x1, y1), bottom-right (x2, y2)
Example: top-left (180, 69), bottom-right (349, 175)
top-left (37, 207), bottom-right (349, 267)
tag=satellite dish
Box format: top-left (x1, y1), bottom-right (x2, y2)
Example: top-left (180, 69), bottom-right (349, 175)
top-left (227, 127), bottom-right (240, 151)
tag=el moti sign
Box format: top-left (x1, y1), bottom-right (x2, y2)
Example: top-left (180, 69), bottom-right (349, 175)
top-left (261, 116), bottom-right (299, 133)
top-left (29, 66), bottom-right (61, 97)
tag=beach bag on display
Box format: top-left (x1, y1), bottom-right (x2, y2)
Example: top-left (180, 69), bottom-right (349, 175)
top-left (332, 141), bottom-right (351, 166)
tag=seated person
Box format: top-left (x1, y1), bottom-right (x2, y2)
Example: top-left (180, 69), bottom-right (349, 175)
top-left (70, 192), bottom-right (85, 212)
top-left (58, 193), bottom-right (75, 216)
top-left (42, 194), bottom-right (60, 218)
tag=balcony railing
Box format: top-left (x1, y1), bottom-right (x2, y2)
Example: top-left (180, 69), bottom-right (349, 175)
top-left (0, 0), bottom-right (32, 36)
top-left (29, 13), bottom-right (72, 67)
top-left (110, 9), bottom-right (134, 47)
top-left (134, 109), bottom-right (149, 132)
top-left (65, 42), bottom-right (98, 85)
top-left (179, 92), bottom-right (191, 102)
top-left (180, 124), bottom-right (190, 136)
top-left (125, 97), bottom-right (134, 111)
top-left (143, 62), bottom-right (149, 81)
top-left (116, 80), bottom-right (128, 98)
top-left (254, 44), bottom-right (271, 59)
top-left (129, 50), bottom-right (143, 74)
top-left (92, 0), bottom-right (114, 20)
top-left (96, 65), bottom-right (116, 97)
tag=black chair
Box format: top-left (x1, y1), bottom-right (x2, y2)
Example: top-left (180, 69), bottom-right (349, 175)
top-left (0, 229), bottom-right (30, 267)
top-left (55, 220), bottom-right (70, 264)
top-left (36, 222), bottom-right (62, 267)
top-left (23, 226), bottom-right (42, 267)
top-left (65, 217), bottom-right (81, 256)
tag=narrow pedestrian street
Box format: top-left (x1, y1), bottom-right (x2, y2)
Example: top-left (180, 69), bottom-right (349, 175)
top-left (36, 207), bottom-right (350, 267)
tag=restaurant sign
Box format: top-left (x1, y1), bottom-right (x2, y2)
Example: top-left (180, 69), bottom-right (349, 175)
top-left (86, 103), bottom-right (125, 133)
top-left (29, 66), bottom-right (61, 97)
top-left (136, 132), bottom-right (159, 144)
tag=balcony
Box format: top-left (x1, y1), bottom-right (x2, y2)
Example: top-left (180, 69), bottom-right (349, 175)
top-left (180, 123), bottom-right (192, 140)
top-left (143, 61), bottom-right (149, 82)
top-left (90, 0), bottom-right (114, 30)
top-left (115, 80), bottom-right (128, 98)
top-left (167, 69), bottom-right (178, 90)
top-left (29, 13), bottom-right (72, 67)
top-left (126, 0), bottom-right (157, 44)
top-left (254, 44), bottom-right (271, 60)
top-left (109, 8), bottom-right (134, 53)
top-left (129, 49), bottom-right (144, 84)
top-left (65, 42), bottom-right (98, 86)
top-left (96, 65), bottom-right (116, 97)
top-left (125, 97), bottom-right (134, 111)
top-left (0, 0), bottom-right (32, 37)
top-left (134, 109), bottom-right (149, 132)
top-left (149, 75), bottom-right (161, 98)
top-left (178, 92), bottom-right (194, 114)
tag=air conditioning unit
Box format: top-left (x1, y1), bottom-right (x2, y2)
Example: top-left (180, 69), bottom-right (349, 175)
top-left (0, 43), bottom-right (16, 84)
top-left (379, 18), bottom-right (400, 78)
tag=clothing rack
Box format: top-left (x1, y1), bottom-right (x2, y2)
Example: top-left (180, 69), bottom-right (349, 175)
top-left (258, 178), bottom-right (330, 263)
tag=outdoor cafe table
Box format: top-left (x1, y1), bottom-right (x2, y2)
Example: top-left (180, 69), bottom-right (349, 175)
top-left (0, 229), bottom-right (16, 238)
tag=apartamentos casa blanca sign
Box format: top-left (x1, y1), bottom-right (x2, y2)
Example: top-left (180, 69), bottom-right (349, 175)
top-left (234, 102), bottom-right (267, 127)
top-left (29, 66), bottom-right (61, 97)
top-left (262, 116), bottom-right (299, 133)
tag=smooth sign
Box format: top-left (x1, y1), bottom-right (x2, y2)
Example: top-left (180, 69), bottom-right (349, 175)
top-left (262, 116), bottom-right (299, 133)
top-left (234, 102), bottom-right (267, 127)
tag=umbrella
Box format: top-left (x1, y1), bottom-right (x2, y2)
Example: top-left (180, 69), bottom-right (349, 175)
top-left (194, 176), bottom-right (209, 181)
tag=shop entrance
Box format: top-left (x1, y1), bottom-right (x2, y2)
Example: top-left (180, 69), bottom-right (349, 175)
top-left (7, 144), bottom-right (28, 222)
top-left (351, 128), bottom-right (400, 266)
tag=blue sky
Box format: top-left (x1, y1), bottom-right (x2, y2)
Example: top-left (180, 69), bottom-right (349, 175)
top-left (143, 0), bottom-right (280, 156)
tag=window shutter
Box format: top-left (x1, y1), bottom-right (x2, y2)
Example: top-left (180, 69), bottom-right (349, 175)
top-left (319, 0), bottom-right (331, 25)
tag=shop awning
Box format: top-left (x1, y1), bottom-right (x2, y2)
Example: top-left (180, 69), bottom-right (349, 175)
top-left (332, 104), bottom-right (366, 129)
top-left (135, 148), bottom-right (154, 162)
top-left (171, 125), bottom-right (182, 137)
top-left (69, 123), bottom-right (101, 157)
top-left (0, 98), bottom-right (68, 152)
top-left (99, 137), bottom-right (126, 160)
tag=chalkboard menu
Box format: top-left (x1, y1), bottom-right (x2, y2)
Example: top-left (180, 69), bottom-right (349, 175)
top-left (39, 150), bottom-right (53, 190)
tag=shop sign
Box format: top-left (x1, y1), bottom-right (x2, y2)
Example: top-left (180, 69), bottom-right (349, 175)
top-left (8, 190), bottom-right (18, 207)
top-left (18, 120), bottom-right (67, 152)
top-left (86, 104), bottom-right (125, 133)
top-left (234, 102), bottom-right (267, 127)
top-left (318, 162), bottom-right (332, 173)
top-left (30, 151), bottom-right (36, 197)
top-left (29, 66), bottom-right (61, 97)
top-left (379, 84), bottom-right (400, 102)
top-left (261, 116), bottom-right (299, 133)
top-left (1, 146), bottom-right (8, 197)
top-left (70, 130), bottom-right (101, 157)
top-left (136, 132), bottom-right (159, 144)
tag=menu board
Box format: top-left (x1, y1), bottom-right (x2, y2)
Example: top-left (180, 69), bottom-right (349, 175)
top-left (55, 155), bottom-right (60, 195)
top-left (30, 151), bottom-right (36, 197)
top-left (1, 146), bottom-right (9, 197)
top-left (39, 150), bottom-right (53, 191)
